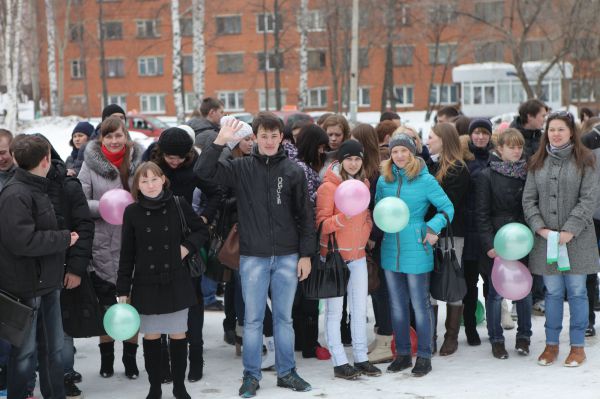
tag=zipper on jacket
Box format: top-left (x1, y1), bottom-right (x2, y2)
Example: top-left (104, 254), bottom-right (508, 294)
top-left (395, 173), bottom-right (403, 272)
top-left (266, 157), bottom-right (275, 256)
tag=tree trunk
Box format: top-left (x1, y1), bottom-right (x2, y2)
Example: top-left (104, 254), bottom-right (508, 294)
top-left (192, 0), bottom-right (205, 107)
top-left (273, 0), bottom-right (282, 110)
top-left (98, 1), bottom-right (108, 109)
top-left (326, 2), bottom-right (340, 113)
top-left (298, 0), bottom-right (308, 110)
top-left (261, 0), bottom-right (270, 111)
top-left (381, 42), bottom-right (395, 112)
top-left (44, 0), bottom-right (59, 116)
top-left (170, 0), bottom-right (185, 123)
top-left (4, 0), bottom-right (23, 131)
top-left (29, 0), bottom-right (41, 117)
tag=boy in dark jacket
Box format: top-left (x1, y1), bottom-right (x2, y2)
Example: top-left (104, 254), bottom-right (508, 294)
top-left (196, 112), bottom-right (315, 398)
top-left (0, 135), bottom-right (79, 399)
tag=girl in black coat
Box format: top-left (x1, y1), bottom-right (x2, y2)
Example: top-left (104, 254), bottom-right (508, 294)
top-left (475, 128), bottom-right (532, 360)
top-left (117, 162), bottom-right (208, 399)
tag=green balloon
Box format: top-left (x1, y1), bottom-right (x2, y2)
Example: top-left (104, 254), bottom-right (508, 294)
top-left (475, 299), bottom-right (485, 325)
top-left (374, 197), bottom-right (410, 233)
top-left (493, 222), bottom-right (534, 261)
top-left (103, 304), bottom-right (140, 341)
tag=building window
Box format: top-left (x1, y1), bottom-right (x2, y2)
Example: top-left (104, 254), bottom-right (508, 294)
top-left (138, 57), bottom-right (164, 77)
top-left (70, 59), bottom-right (85, 79)
top-left (100, 21), bottom-right (122, 40)
top-left (474, 1), bottom-right (504, 23)
top-left (258, 89), bottom-right (286, 111)
top-left (307, 88), bottom-right (327, 108)
top-left (466, 83), bottom-right (495, 105)
top-left (257, 52), bottom-right (284, 71)
top-left (341, 9), bottom-right (369, 28)
top-left (102, 59), bottom-right (124, 78)
top-left (474, 42), bottom-right (504, 62)
top-left (140, 94), bottom-right (166, 114)
top-left (394, 85), bottom-right (414, 106)
top-left (393, 46), bottom-right (414, 66)
top-left (570, 80), bottom-right (598, 102)
top-left (307, 50), bottom-right (326, 70)
top-left (217, 53), bottom-right (244, 74)
top-left (299, 9), bottom-right (324, 32)
top-left (256, 13), bottom-right (282, 33)
top-left (429, 43), bottom-right (457, 65)
top-left (218, 91), bottom-right (245, 111)
top-left (400, 5), bottom-right (411, 26)
top-left (136, 19), bottom-right (160, 38)
top-left (182, 55), bottom-right (193, 75)
top-left (180, 18), bottom-right (193, 37)
top-left (343, 48), bottom-right (369, 69)
top-left (429, 84), bottom-right (458, 104)
top-left (216, 15), bottom-right (242, 35)
top-left (573, 38), bottom-right (600, 60)
top-left (358, 87), bottom-right (371, 107)
top-left (69, 24), bottom-right (84, 42)
top-left (184, 93), bottom-right (197, 113)
top-left (105, 94), bottom-right (127, 111)
top-left (523, 40), bottom-right (551, 61)
top-left (429, 4), bottom-right (457, 24)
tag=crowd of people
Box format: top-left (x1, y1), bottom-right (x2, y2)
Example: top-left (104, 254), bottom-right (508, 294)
top-left (0, 97), bottom-right (599, 399)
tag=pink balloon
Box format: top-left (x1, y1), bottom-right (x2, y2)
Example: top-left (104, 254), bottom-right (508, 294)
top-left (491, 257), bottom-right (533, 301)
top-left (334, 180), bottom-right (370, 217)
top-left (99, 189), bottom-right (134, 225)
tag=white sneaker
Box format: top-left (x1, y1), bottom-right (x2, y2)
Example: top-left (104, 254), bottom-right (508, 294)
top-left (261, 336), bottom-right (275, 370)
top-left (501, 300), bottom-right (515, 330)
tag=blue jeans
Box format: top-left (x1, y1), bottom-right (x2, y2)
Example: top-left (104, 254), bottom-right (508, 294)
top-left (62, 334), bottom-right (75, 375)
top-left (7, 290), bottom-right (65, 399)
top-left (543, 274), bottom-right (588, 347)
top-left (0, 339), bottom-right (10, 365)
top-left (384, 270), bottom-right (432, 359)
top-left (486, 282), bottom-right (532, 343)
top-left (201, 275), bottom-right (218, 306)
top-left (240, 254), bottom-right (298, 380)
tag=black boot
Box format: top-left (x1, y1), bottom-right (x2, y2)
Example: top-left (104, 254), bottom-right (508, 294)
top-left (143, 338), bottom-right (162, 399)
top-left (187, 344), bottom-right (204, 382)
top-left (411, 357), bottom-right (432, 377)
top-left (123, 341), bottom-right (140, 379)
top-left (431, 305), bottom-right (438, 355)
top-left (160, 335), bottom-right (172, 384)
top-left (170, 338), bottom-right (191, 399)
top-left (302, 316), bottom-right (319, 358)
top-left (99, 341), bottom-right (114, 378)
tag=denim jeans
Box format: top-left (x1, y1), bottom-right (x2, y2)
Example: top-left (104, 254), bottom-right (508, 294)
top-left (62, 334), bottom-right (75, 375)
top-left (201, 275), bottom-right (218, 306)
top-left (543, 274), bottom-right (588, 347)
top-left (486, 282), bottom-right (532, 344)
top-left (7, 290), bottom-right (65, 399)
top-left (0, 339), bottom-right (10, 365)
top-left (240, 254), bottom-right (299, 380)
top-left (325, 258), bottom-right (368, 366)
top-left (384, 270), bottom-right (432, 359)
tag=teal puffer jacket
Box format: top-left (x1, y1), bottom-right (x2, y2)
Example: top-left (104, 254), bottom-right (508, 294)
top-left (376, 162), bottom-right (454, 274)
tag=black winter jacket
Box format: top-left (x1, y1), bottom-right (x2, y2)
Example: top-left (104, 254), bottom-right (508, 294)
top-left (196, 143), bottom-right (316, 258)
top-left (0, 168), bottom-right (71, 299)
top-left (582, 129), bottom-right (600, 150)
top-left (47, 159), bottom-right (94, 277)
top-left (117, 190), bottom-right (206, 315)
top-left (510, 116), bottom-right (542, 159)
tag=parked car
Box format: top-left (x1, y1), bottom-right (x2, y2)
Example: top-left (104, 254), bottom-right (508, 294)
top-left (126, 114), bottom-right (170, 138)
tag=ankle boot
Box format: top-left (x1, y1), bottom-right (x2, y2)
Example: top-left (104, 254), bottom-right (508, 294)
top-left (143, 338), bottom-right (162, 399)
top-left (187, 344), bottom-right (204, 382)
top-left (439, 305), bottom-right (462, 356)
top-left (123, 341), bottom-right (140, 379)
top-left (170, 338), bottom-right (191, 399)
top-left (99, 341), bottom-right (115, 378)
top-left (431, 305), bottom-right (438, 354)
top-left (368, 334), bottom-right (394, 364)
top-left (160, 336), bottom-right (172, 384)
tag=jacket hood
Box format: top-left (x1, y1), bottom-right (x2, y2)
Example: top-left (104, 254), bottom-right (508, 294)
top-left (47, 159), bottom-right (67, 183)
top-left (83, 140), bottom-right (144, 180)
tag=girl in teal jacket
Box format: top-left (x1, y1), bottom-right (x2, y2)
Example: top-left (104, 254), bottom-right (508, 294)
top-left (375, 133), bottom-right (454, 377)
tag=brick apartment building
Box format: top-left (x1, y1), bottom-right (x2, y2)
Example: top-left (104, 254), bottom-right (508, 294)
top-left (36, 0), bottom-right (599, 118)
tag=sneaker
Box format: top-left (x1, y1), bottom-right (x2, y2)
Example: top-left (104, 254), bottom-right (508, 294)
top-left (354, 361), bottom-right (382, 377)
top-left (386, 355), bottom-right (412, 373)
top-left (69, 371), bottom-right (82, 384)
top-left (239, 375), bottom-right (260, 398)
top-left (585, 326), bottom-right (596, 337)
top-left (492, 342), bottom-right (509, 359)
top-left (532, 301), bottom-right (545, 316)
top-left (515, 338), bottom-right (530, 356)
top-left (411, 357), bottom-right (432, 377)
top-left (277, 369), bottom-right (312, 392)
top-left (205, 300), bottom-right (225, 312)
top-left (64, 375), bottom-right (82, 399)
top-left (333, 364), bottom-right (360, 380)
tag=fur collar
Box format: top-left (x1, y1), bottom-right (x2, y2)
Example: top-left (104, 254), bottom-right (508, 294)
top-left (83, 140), bottom-right (144, 180)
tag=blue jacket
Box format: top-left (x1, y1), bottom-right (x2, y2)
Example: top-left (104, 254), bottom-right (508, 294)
top-left (376, 162), bottom-right (454, 274)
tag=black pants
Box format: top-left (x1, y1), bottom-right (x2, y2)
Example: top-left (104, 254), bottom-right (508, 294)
top-left (587, 274), bottom-right (598, 327)
top-left (371, 266), bottom-right (392, 335)
top-left (462, 259), bottom-right (489, 333)
top-left (187, 276), bottom-right (204, 351)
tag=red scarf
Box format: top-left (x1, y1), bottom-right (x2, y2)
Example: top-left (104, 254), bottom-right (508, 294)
top-left (101, 144), bottom-right (127, 169)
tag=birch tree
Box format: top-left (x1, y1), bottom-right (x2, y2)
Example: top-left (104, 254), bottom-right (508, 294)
top-left (297, 0), bottom-right (308, 110)
top-left (44, 0), bottom-right (59, 116)
top-left (55, 0), bottom-right (73, 116)
top-left (191, 0), bottom-right (205, 107)
top-left (171, 0), bottom-right (185, 123)
top-left (3, 0), bottom-right (23, 131)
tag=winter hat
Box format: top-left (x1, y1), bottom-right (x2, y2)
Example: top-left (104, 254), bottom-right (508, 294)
top-left (388, 133), bottom-right (416, 155)
top-left (158, 127), bottom-right (194, 157)
top-left (468, 118), bottom-right (492, 135)
top-left (220, 115), bottom-right (254, 150)
top-left (102, 104), bottom-right (126, 121)
top-left (176, 124), bottom-right (196, 141)
top-left (336, 140), bottom-right (364, 162)
top-left (72, 121), bottom-right (94, 138)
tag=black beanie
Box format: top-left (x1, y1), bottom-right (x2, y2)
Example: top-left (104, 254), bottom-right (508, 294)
top-left (468, 118), bottom-right (492, 135)
top-left (102, 104), bottom-right (126, 121)
top-left (72, 121), bottom-right (94, 138)
top-left (336, 140), bottom-right (364, 162)
top-left (158, 127), bottom-right (194, 157)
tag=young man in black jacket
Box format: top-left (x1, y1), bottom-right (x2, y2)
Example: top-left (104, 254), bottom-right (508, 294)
top-left (0, 135), bottom-right (79, 399)
top-left (196, 112), bottom-right (315, 398)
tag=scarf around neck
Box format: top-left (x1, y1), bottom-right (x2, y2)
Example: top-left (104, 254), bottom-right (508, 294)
top-left (101, 144), bottom-right (127, 169)
top-left (490, 159), bottom-right (528, 180)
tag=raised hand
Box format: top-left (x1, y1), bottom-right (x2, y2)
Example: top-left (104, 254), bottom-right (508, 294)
top-left (214, 118), bottom-right (244, 146)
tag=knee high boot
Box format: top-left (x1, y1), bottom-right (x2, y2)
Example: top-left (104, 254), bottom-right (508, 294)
top-left (187, 344), bottom-right (203, 382)
top-left (440, 305), bottom-right (463, 356)
top-left (99, 341), bottom-right (114, 378)
top-left (160, 335), bottom-right (172, 384)
top-left (123, 341), bottom-right (140, 379)
top-left (143, 339), bottom-right (162, 399)
top-left (170, 338), bottom-right (191, 399)
top-left (431, 305), bottom-right (438, 355)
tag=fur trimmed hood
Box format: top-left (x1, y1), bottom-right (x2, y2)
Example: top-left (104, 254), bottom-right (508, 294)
top-left (83, 140), bottom-right (144, 180)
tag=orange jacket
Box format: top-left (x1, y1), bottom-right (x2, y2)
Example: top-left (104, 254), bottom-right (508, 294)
top-left (315, 163), bottom-right (373, 262)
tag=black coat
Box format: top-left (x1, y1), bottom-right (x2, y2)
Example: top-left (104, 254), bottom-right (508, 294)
top-left (46, 159), bottom-right (95, 277)
top-left (582, 130), bottom-right (600, 150)
top-left (0, 168), bottom-right (71, 299)
top-left (196, 143), bottom-right (316, 258)
top-left (426, 160), bottom-right (470, 237)
top-left (116, 191), bottom-right (207, 315)
top-left (510, 116), bottom-right (542, 159)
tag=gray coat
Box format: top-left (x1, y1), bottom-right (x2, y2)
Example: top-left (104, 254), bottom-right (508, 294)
top-left (78, 140), bottom-right (143, 284)
top-left (522, 145), bottom-right (600, 275)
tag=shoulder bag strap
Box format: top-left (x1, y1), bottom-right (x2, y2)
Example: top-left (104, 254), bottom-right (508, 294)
top-left (440, 211), bottom-right (454, 250)
top-left (174, 196), bottom-right (190, 238)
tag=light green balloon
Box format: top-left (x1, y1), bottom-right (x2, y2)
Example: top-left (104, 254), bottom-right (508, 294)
top-left (373, 197), bottom-right (410, 233)
top-left (103, 304), bottom-right (140, 341)
top-left (493, 222), bottom-right (534, 261)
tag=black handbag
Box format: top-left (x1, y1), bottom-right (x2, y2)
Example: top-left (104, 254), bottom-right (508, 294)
top-left (430, 213), bottom-right (467, 303)
top-left (174, 196), bottom-right (205, 278)
top-left (302, 222), bottom-right (350, 300)
top-left (61, 271), bottom-right (105, 338)
top-left (0, 289), bottom-right (35, 348)
top-left (204, 229), bottom-right (231, 283)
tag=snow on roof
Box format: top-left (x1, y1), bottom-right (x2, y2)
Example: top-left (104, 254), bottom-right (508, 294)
top-left (453, 61), bottom-right (573, 82)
